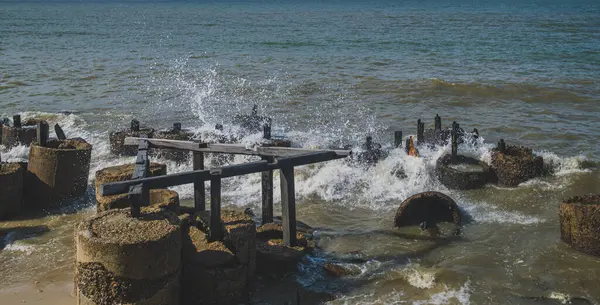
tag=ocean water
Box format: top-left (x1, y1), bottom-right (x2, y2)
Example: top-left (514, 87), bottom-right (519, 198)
top-left (1, 0), bottom-right (599, 304)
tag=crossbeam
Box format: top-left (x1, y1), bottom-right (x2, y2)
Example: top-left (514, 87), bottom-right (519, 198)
top-left (124, 137), bottom-right (351, 158)
top-left (100, 151), bottom-right (341, 196)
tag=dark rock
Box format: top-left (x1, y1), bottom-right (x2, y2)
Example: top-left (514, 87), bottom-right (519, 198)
top-left (323, 263), bottom-right (361, 277)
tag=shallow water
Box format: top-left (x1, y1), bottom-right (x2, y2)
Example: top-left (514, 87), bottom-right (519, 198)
top-left (1, 0), bottom-right (600, 304)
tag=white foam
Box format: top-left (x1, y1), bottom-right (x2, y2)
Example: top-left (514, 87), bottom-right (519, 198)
top-left (395, 265), bottom-right (436, 289)
top-left (3, 243), bottom-right (35, 255)
top-left (412, 281), bottom-right (471, 305)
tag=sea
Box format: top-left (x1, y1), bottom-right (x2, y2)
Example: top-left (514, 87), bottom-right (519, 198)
top-left (1, 0), bottom-right (599, 304)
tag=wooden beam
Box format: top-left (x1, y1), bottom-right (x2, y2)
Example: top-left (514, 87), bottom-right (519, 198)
top-left (193, 151), bottom-right (206, 212)
top-left (277, 151), bottom-right (339, 167)
top-left (54, 124), bottom-right (67, 140)
top-left (124, 137), bottom-right (208, 151)
top-left (102, 151), bottom-right (346, 197)
top-left (101, 168), bottom-right (212, 196)
top-left (211, 160), bottom-right (269, 178)
top-left (209, 173), bottom-right (223, 241)
top-left (124, 137), bottom-right (351, 158)
top-left (280, 165), bottom-right (297, 246)
top-left (261, 156), bottom-right (274, 225)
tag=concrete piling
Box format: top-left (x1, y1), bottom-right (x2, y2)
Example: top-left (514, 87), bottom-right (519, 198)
top-left (559, 194), bottom-right (600, 256)
top-left (26, 138), bottom-right (92, 208)
top-left (182, 210), bottom-right (256, 305)
top-left (1, 116), bottom-right (43, 148)
top-left (0, 163), bottom-right (24, 219)
top-left (75, 208), bottom-right (182, 305)
top-left (109, 120), bottom-right (154, 156)
top-left (490, 143), bottom-right (543, 187)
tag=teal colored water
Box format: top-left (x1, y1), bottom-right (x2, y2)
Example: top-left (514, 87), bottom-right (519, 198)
top-left (1, 1), bottom-right (599, 304)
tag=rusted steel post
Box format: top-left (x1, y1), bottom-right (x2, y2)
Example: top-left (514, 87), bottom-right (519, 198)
top-left (37, 121), bottom-right (49, 146)
top-left (13, 115), bottom-right (21, 128)
top-left (261, 156), bottom-right (274, 224)
top-left (210, 173), bottom-right (223, 241)
top-left (394, 131), bottom-right (403, 148)
top-left (193, 151), bottom-right (206, 212)
top-left (280, 165), bottom-right (297, 246)
top-left (405, 138), bottom-right (410, 154)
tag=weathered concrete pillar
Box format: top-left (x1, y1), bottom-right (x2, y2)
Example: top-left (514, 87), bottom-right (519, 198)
top-left (490, 144), bottom-right (543, 187)
top-left (559, 194), bottom-right (600, 256)
top-left (1, 119), bottom-right (43, 148)
top-left (109, 120), bottom-right (154, 156)
top-left (75, 208), bottom-right (181, 305)
top-left (181, 210), bottom-right (256, 305)
top-left (255, 223), bottom-right (314, 274)
top-left (0, 163), bottom-right (24, 219)
top-left (94, 163), bottom-right (179, 213)
top-left (26, 138), bottom-right (92, 208)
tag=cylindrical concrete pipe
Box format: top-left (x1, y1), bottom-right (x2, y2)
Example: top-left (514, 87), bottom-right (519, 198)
top-left (560, 194), bottom-right (600, 256)
top-left (1, 119), bottom-right (43, 148)
top-left (0, 163), bottom-right (24, 219)
top-left (181, 210), bottom-right (256, 305)
top-left (75, 208), bottom-right (182, 305)
top-left (26, 138), bottom-right (92, 208)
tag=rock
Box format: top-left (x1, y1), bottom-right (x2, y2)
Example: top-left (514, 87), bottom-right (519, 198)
top-left (323, 263), bottom-right (361, 277)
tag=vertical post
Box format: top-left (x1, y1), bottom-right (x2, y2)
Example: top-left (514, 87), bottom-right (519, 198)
top-left (280, 165), bottom-right (297, 246)
top-left (173, 122), bottom-right (182, 133)
top-left (451, 128), bottom-right (458, 160)
top-left (263, 123), bottom-right (271, 140)
top-left (0, 120), bottom-right (4, 146)
top-left (405, 138), bottom-right (410, 154)
top-left (261, 156), bottom-right (274, 224)
top-left (498, 139), bottom-right (506, 153)
top-left (13, 115), bottom-right (21, 128)
top-left (131, 119), bottom-right (140, 131)
top-left (210, 174), bottom-right (223, 241)
top-left (193, 151), bottom-right (206, 212)
top-left (54, 124), bottom-right (67, 140)
top-left (394, 131), bottom-right (403, 148)
top-left (37, 121), bottom-right (49, 146)
top-left (417, 119), bottom-right (424, 145)
top-left (435, 114), bottom-right (441, 132)
top-left (130, 139), bottom-right (150, 218)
